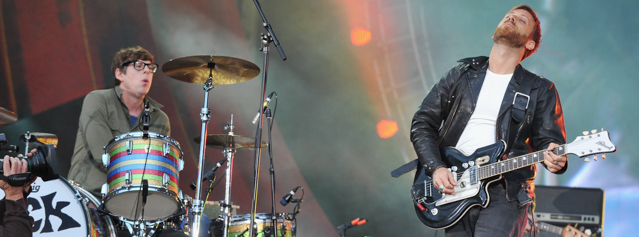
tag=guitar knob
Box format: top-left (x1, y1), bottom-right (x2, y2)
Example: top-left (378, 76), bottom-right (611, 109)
top-left (584, 229), bottom-right (592, 236)
top-left (430, 208), bottom-right (438, 215)
top-left (468, 161), bottom-right (475, 166)
top-left (462, 163), bottom-right (469, 169)
top-left (451, 166), bottom-right (458, 172)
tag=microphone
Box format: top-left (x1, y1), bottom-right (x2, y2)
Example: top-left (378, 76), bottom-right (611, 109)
top-left (280, 186), bottom-right (301, 206)
top-left (252, 91), bottom-right (275, 124)
top-left (190, 159), bottom-right (227, 190)
top-left (142, 179), bottom-right (149, 205)
top-left (142, 101), bottom-right (150, 138)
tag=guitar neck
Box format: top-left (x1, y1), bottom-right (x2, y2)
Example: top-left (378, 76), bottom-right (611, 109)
top-left (477, 145), bottom-right (566, 180)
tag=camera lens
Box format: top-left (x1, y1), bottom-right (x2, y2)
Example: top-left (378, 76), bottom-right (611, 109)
top-left (0, 144), bottom-right (59, 181)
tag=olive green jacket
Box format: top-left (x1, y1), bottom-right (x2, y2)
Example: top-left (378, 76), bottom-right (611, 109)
top-left (67, 86), bottom-right (170, 196)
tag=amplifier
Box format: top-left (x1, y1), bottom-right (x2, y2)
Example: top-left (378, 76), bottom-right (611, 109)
top-left (534, 185), bottom-right (604, 236)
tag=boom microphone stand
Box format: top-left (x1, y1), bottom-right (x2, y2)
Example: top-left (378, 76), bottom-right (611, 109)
top-left (249, 1), bottom-right (286, 236)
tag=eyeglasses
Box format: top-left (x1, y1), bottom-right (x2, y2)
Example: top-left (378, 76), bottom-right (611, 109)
top-left (123, 61), bottom-right (159, 73)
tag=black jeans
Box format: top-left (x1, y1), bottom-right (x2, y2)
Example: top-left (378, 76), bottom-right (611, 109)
top-left (445, 181), bottom-right (529, 237)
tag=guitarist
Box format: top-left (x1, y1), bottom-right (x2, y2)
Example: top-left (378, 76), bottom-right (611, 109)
top-left (411, 4), bottom-right (567, 237)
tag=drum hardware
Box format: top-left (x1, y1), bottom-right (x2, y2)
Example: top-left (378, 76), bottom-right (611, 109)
top-left (191, 115), bottom-right (268, 237)
top-left (163, 54), bottom-right (260, 237)
top-left (247, 0), bottom-right (287, 235)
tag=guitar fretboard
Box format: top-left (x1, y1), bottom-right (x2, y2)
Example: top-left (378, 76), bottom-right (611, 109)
top-left (477, 145), bottom-right (566, 180)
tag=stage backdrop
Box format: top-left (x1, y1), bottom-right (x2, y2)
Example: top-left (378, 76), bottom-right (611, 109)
top-left (1, 1), bottom-right (637, 236)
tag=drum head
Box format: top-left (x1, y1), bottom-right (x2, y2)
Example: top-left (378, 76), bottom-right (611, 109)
top-left (104, 186), bottom-right (180, 220)
top-left (0, 177), bottom-right (116, 236)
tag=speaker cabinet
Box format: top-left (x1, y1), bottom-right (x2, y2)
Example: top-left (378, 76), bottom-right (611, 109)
top-left (534, 185), bottom-right (604, 236)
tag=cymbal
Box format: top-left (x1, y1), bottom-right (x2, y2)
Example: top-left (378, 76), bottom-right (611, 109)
top-left (0, 107), bottom-right (17, 124)
top-left (194, 134), bottom-right (267, 150)
top-left (162, 55), bottom-right (260, 85)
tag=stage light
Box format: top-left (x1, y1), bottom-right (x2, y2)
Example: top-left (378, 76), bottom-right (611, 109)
top-left (351, 27), bottom-right (371, 46)
top-left (377, 120), bottom-right (398, 139)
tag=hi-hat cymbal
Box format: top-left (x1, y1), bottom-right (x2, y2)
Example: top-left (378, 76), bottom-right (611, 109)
top-left (162, 55), bottom-right (260, 85)
top-left (194, 134), bottom-right (267, 150)
top-left (0, 107), bottom-right (17, 124)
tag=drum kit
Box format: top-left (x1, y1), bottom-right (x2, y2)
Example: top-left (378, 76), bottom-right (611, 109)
top-left (0, 52), bottom-right (297, 237)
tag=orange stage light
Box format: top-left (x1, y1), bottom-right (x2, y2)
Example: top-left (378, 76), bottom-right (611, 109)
top-left (377, 120), bottom-right (398, 139)
top-left (351, 27), bottom-right (371, 46)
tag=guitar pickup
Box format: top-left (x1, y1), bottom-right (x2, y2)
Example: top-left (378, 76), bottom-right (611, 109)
top-left (469, 166), bottom-right (478, 185)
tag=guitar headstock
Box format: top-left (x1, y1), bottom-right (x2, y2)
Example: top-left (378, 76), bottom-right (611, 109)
top-left (565, 130), bottom-right (616, 159)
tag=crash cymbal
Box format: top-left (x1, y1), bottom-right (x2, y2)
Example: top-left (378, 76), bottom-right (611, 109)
top-left (162, 55), bottom-right (260, 85)
top-left (0, 107), bottom-right (17, 124)
top-left (194, 134), bottom-right (267, 150)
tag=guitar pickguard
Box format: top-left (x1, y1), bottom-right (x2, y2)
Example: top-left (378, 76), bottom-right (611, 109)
top-left (436, 167), bottom-right (481, 206)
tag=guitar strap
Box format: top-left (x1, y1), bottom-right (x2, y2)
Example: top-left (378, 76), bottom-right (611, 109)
top-left (505, 67), bottom-right (534, 155)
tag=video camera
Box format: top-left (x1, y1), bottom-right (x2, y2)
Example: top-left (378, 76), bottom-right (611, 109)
top-left (0, 133), bottom-right (59, 186)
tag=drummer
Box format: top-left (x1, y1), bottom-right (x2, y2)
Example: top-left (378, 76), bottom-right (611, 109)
top-left (67, 46), bottom-right (170, 197)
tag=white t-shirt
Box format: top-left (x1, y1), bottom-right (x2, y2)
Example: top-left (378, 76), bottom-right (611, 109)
top-left (455, 69), bottom-right (512, 155)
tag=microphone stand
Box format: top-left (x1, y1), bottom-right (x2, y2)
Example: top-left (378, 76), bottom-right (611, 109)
top-left (249, 1), bottom-right (286, 237)
top-left (265, 108), bottom-right (278, 236)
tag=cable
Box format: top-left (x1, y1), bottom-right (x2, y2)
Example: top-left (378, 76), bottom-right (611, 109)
top-left (132, 135), bottom-right (153, 222)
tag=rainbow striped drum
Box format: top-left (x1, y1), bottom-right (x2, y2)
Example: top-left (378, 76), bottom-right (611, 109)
top-left (101, 132), bottom-right (184, 221)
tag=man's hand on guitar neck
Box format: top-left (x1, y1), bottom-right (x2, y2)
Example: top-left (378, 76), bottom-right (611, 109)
top-left (433, 167), bottom-right (457, 195)
top-left (543, 142), bottom-right (567, 173)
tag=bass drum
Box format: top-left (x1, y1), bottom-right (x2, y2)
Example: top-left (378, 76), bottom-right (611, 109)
top-left (0, 177), bottom-right (116, 236)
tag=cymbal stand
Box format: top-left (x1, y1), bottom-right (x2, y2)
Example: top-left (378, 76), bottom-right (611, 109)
top-left (249, 0), bottom-right (286, 236)
top-left (221, 115), bottom-right (237, 237)
top-left (191, 64), bottom-right (215, 237)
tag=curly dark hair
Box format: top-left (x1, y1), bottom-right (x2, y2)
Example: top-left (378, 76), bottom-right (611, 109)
top-left (111, 46), bottom-right (154, 86)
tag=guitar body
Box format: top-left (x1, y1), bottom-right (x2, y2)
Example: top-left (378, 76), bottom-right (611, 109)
top-left (412, 141), bottom-right (506, 229)
top-left (409, 130), bottom-right (616, 230)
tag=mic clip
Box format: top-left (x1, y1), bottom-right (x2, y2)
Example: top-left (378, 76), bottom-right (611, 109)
top-left (142, 101), bottom-right (150, 138)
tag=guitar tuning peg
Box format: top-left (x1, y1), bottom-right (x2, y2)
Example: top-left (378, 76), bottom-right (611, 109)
top-left (602, 154), bottom-right (607, 160)
top-left (584, 157), bottom-right (590, 162)
top-left (582, 131), bottom-right (589, 135)
top-left (593, 155), bottom-right (598, 161)
top-left (591, 129), bottom-right (597, 134)
top-left (601, 128), bottom-right (605, 132)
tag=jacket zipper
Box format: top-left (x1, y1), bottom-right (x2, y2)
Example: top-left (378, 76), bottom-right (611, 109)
top-left (437, 74), bottom-right (468, 145)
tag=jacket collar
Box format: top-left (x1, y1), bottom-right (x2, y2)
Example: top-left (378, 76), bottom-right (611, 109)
top-left (113, 86), bottom-right (164, 111)
top-left (459, 56), bottom-right (527, 86)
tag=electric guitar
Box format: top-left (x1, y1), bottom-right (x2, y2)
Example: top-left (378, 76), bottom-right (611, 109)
top-left (535, 222), bottom-right (590, 237)
top-left (411, 130), bottom-right (616, 229)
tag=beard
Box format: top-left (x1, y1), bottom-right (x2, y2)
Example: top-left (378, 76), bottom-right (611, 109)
top-left (493, 25), bottom-right (529, 48)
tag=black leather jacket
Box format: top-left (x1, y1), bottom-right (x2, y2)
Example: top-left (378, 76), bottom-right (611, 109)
top-left (410, 56), bottom-right (566, 202)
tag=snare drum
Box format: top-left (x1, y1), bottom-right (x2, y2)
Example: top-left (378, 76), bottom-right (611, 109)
top-left (102, 132), bottom-right (184, 220)
top-left (213, 213), bottom-right (295, 237)
top-left (0, 177), bottom-right (116, 236)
